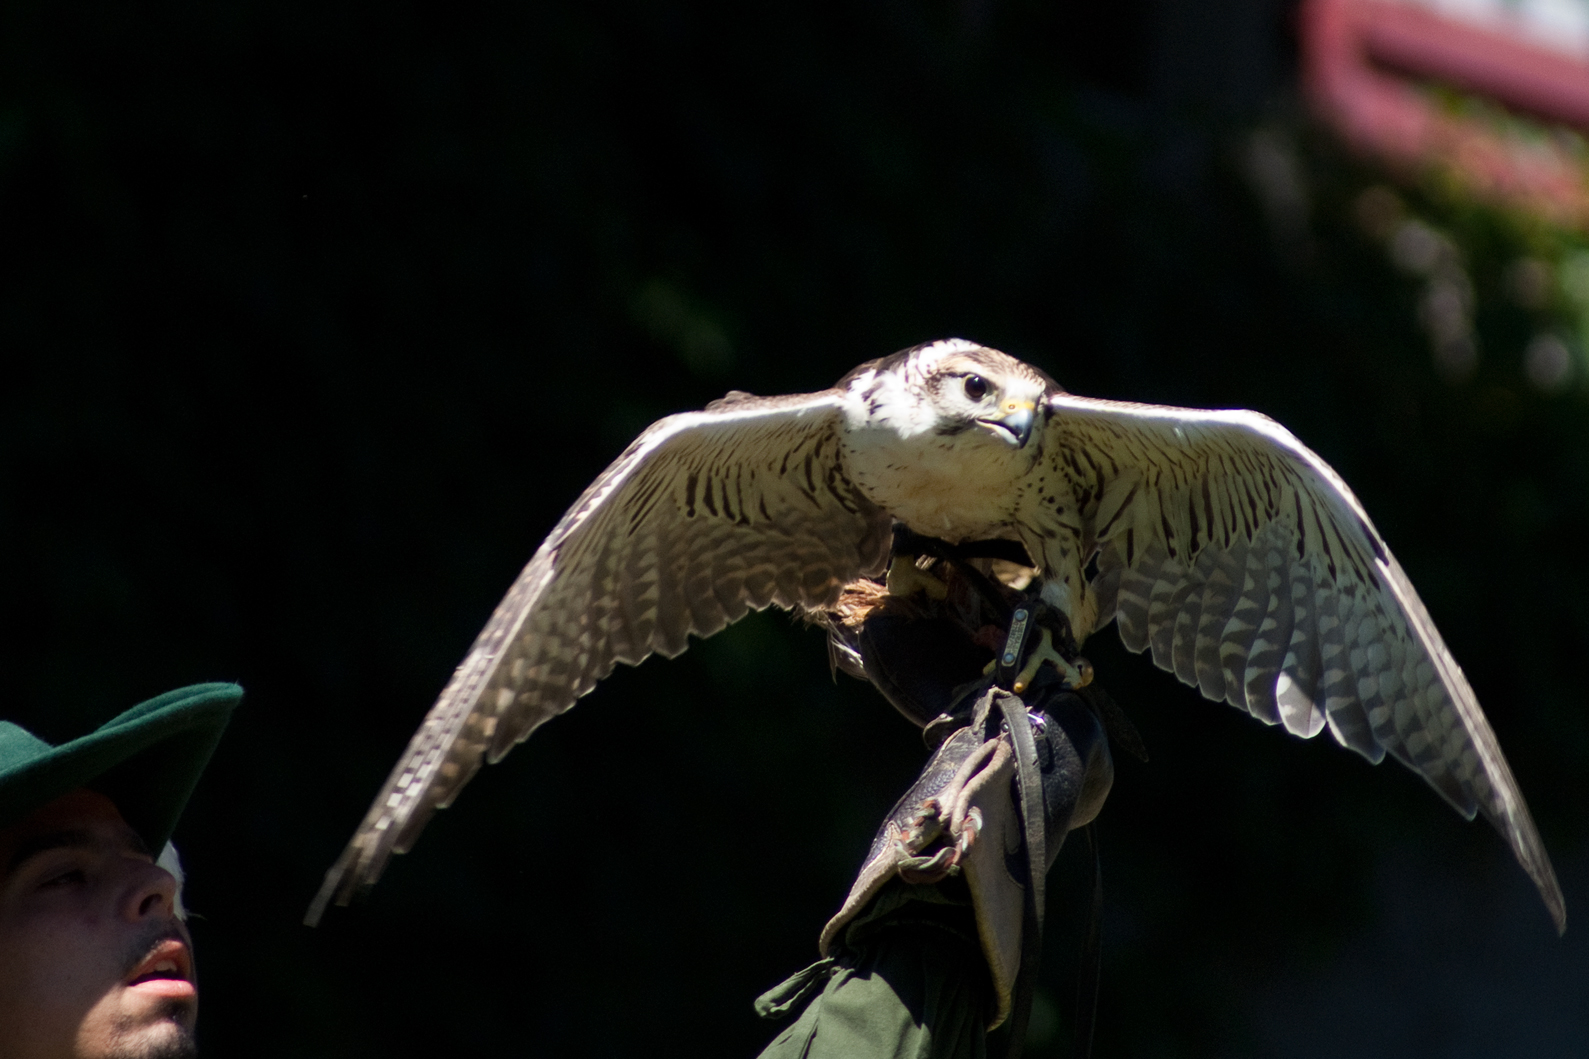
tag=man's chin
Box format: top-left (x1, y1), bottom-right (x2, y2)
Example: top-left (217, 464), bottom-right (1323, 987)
top-left (103, 996), bottom-right (198, 1059)
top-left (110, 1024), bottom-right (197, 1059)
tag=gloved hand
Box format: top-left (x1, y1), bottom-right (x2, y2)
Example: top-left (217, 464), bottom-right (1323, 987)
top-left (818, 678), bottom-right (1112, 1029)
top-left (816, 556), bottom-right (1117, 1030)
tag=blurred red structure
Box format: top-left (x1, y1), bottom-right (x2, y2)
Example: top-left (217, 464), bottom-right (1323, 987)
top-left (1302, 0), bottom-right (1589, 225)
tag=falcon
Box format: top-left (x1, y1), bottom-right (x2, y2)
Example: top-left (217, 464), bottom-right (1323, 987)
top-left (307, 339), bottom-right (1565, 931)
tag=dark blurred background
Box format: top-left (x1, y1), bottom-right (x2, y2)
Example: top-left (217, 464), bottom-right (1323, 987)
top-left (2, 0), bottom-right (1586, 1055)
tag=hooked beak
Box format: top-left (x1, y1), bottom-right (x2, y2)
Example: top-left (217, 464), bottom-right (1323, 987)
top-left (979, 400), bottom-right (1035, 448)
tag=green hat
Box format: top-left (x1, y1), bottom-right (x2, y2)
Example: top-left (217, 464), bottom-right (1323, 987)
top-left (0, 683), bottom-right (242, 851)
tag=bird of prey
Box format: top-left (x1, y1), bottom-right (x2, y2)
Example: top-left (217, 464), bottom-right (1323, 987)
top-left (307, 338), bottom-right (1564, 931)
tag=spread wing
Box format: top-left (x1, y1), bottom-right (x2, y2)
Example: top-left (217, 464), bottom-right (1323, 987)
top-left (307, 390), bottom-right (892, 923)
top-left (1049, 393), bottom-right (1565, 933)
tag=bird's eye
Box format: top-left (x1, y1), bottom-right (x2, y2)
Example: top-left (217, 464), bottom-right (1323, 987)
top-left (963, 375), bottom-right (989, 401)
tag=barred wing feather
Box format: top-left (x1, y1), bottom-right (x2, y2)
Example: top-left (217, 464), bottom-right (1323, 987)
top-left (308, 391), bottom-right (892, 923)
top-left (1051, 393), bottom-right (1565, 933)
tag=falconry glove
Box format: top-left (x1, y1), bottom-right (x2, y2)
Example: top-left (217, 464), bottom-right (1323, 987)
top-left (817, 678), bottom-right (1113, 1030)
top-left (775, 555), bottom-right (1118, 1055)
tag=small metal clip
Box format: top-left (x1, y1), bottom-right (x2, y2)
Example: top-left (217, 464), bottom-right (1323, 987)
top-left (996, 607), bottom-right (1032, 688)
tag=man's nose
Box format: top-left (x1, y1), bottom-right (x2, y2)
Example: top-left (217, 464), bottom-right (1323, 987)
top-left (119, 859), bottom-right (179, 922)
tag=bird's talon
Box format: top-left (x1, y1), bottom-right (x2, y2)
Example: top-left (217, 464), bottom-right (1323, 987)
top-left (1010, 628), bottom-right (1091, 693)
top-left (886, 556), bottom-right (949, 600)
top-left (1073, 656), bottom-right (1094, 688)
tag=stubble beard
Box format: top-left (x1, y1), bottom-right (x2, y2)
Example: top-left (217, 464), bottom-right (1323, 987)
top-left (104, 924), bottom-right (198, 1059)
top-left (103, 1010), bottom-right (197, 1059)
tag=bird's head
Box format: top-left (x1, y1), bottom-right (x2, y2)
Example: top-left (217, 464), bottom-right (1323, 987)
top-left (841, 339), bottom-right (1053, 448)
top-left (921, 342), bottom-right (1051, 448)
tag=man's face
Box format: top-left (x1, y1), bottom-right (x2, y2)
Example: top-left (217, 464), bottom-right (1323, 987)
top-left (0, 789), bottom-right (196, 1059)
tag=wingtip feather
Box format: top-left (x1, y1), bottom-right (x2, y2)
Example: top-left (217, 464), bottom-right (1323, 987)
top-left (303, 844), bottom-right (359, 928)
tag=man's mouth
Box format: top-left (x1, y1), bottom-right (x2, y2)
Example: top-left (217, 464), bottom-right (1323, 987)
top-left (125, 938), bottom-right (196, 999)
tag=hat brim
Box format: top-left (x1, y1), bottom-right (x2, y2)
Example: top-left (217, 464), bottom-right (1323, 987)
top-left (0, 683), bottom-right (241, 850)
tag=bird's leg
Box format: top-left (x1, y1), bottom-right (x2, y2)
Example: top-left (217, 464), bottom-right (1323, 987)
top-left (1010, 627), bottom-right (1094, 694)
top-left (980, 598), bottom-right (1095, 691)
top-left (885, 553), bottom-right (949, 600)
top-left (885, 525), bottom-right (953, 599)
top-left (1039, 567), bottom-right (1099, 645)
